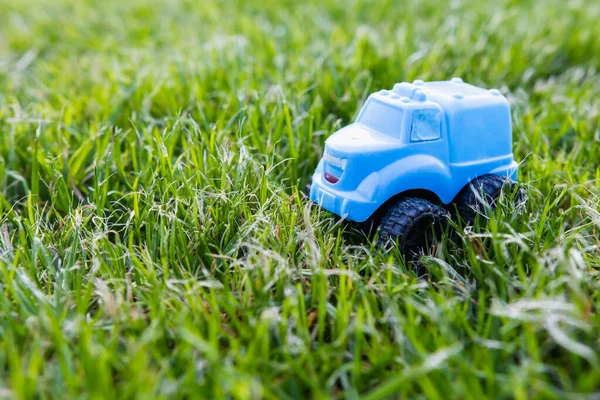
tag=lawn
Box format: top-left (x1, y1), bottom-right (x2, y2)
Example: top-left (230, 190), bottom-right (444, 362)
top-left (0, 0), bottom-right (599, 398)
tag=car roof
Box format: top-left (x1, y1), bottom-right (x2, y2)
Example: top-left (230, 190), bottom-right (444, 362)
top-left (422, 79), bottom-right (487, 97)
top-left (369, 78), bottom-right (508, 111)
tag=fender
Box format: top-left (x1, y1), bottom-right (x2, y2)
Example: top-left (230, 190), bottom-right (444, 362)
top-left (364, 154), bottom-right (455, 211)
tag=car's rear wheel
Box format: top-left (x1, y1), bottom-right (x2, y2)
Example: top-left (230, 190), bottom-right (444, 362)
top-left (453, 174), bottom-right (526, 225)
top-left (377, 197), bottom-right (450, 254)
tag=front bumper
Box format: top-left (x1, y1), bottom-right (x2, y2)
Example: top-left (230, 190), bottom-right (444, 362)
top-left (309, 162), bottom-right (377, 223)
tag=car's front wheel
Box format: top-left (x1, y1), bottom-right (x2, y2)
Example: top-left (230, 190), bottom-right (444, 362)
top-left (377, 197), bottom-right (450, 254)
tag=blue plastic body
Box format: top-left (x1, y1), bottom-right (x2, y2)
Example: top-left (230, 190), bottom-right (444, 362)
top-left (309, 78), bottom-right (519, 223)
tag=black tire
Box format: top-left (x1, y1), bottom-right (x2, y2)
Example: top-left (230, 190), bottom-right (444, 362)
top-left (377, 197), bottom-right (450, 253)
top-left (304, 176), bottom-right (312, 196)
top-left (454, 174), bottom-right (526, 225)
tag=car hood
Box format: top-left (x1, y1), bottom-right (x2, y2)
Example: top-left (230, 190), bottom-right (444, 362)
top-left (325, 123), bottom-right (403, 156)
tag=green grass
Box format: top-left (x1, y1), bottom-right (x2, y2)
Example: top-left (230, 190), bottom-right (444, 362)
top-left (0, 0), bottom-right (599, 398)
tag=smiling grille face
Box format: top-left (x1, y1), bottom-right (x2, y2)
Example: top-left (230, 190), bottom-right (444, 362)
top-left (322, 150), bottom-right (347, 170)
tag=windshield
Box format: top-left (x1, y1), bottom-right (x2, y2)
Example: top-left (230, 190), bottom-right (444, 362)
top-left (357, 99), bottom-right (404, 138)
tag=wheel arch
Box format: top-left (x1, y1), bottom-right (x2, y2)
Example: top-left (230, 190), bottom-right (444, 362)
top-left (370, 188), bottom-right (445, 225)
top-left (365, 155), bottom-right (456, 222)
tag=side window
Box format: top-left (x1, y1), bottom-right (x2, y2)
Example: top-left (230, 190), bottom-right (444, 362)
top-left (410, 109), bottom-right (441, 142)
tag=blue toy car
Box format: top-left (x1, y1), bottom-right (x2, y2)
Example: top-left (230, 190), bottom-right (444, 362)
top-left (309, 78), bottom-right (524, 252)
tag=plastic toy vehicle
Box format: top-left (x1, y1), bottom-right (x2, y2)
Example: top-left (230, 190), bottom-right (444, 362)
top-left (309, 78), bottom-right (523, 252)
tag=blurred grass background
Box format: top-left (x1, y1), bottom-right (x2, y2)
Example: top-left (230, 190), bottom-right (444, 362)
top-left (0, 0), bottom-right (599, 398)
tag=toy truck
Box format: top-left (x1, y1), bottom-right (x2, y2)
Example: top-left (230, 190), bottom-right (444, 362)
top-left (309, 78), bottom-right (524, 252)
